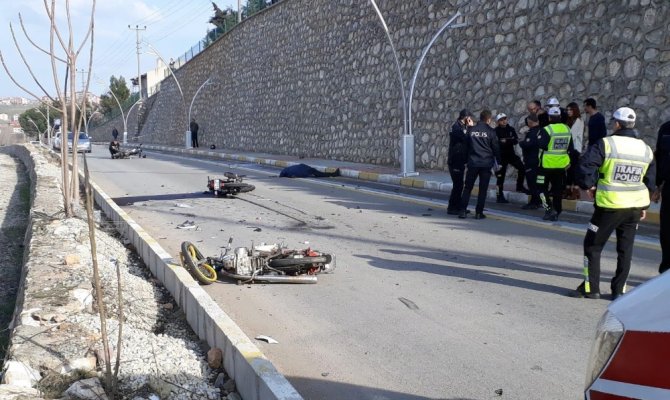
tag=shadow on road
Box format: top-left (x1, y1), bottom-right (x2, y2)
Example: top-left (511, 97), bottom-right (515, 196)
top-left (287, 375), bottom-right (450, 400)
top-left (112, 192), bottom-right (213, 205)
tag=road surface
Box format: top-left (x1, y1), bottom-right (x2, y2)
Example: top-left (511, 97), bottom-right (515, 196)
top-left (87, 145), bottom-right (661, 400)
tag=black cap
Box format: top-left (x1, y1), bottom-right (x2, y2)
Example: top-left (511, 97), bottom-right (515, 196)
top-left (459, 109), bottom-right (473, 119)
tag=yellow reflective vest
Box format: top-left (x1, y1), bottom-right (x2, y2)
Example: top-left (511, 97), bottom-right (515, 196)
top-left (540, 123), bottom-right (572, 169)
top-left (596, 136), bottom-right (653, 209)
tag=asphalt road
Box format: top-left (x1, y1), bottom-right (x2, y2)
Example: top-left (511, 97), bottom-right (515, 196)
top-left (86, 145), bottom-right (661, 400)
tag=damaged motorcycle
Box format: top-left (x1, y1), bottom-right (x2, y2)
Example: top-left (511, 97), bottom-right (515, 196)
top-left (206, 172), bottom-right (255, 196)
top-left (180, 238), bottom-right (335, 284)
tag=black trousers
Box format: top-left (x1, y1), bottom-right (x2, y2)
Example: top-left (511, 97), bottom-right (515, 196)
top-left (524, 164), bottom-right (541, 204)
top-left (448, 165), bottom-right (465, 212)
top-left (583, 207), bottom-right (641, 295)
top-left (496, 154), bottom-right (525, 190)
top-left (660, 184), bottom-right (670, 274)
top-left (460, 167), bottom-right (492, 214)
top-left (191, 132), bottom-right (199, 148)
top-left (538, 168), bottom-right (565, 213)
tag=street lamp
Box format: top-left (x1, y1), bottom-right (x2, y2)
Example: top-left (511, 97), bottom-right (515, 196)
top-left (96, 80), bottom-right (140, 144)
top-left (369, 2), bottom-right (465, 176)
top-left (142, 41), bottom-right (190, 148)
top-left (188, 77), bottom-right (217, 145)
top-left (27, 117), bottom-right (41, 139)
top-left (32, 107), bottom-right (50, 144)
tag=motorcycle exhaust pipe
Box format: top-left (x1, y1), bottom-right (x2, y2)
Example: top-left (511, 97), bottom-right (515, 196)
top-left (218, 270), bottom-right (317, 284)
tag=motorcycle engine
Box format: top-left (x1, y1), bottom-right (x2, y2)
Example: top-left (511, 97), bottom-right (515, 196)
top-left (234, 247), bottom-right (253, 276)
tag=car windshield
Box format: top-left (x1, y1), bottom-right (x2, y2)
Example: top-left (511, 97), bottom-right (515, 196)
top-left (66, 133), bottom-right (89, 140)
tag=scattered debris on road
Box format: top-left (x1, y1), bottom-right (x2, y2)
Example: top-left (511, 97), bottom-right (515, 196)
top-left (255, 335), bottom-right (279, 344)
top-left (176, 220), bottom-right (197, 230)
top-left (398, 297), bottom-right (419, 310)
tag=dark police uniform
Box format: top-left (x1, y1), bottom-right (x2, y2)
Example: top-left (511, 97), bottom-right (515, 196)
top-left (495, 124), bottom-right (526, 196)
top-left (447, 119), bottom-right (469, 214)
top-left (459, 120), bottom-right (501, 219)
top-left (575, 128), bottom-right (654, 298)
top-left (654, 120), bottom-right (670, 274)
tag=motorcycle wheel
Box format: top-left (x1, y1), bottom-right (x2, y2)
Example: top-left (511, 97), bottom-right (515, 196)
top-left (268, 256), bottom-right (330, 268)
top-left (180, 241), bottom-right (217, 285)
top-left (221, 183), bottom-right (255, 195)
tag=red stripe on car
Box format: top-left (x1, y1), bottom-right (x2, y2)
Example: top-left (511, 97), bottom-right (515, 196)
top-left (601, 331), bottom-right (670, 389)
top-left (589, 390), bottom-right (635, 400)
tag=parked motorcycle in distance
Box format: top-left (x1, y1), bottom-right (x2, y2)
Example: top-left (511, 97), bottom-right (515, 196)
top-left (180, 238), bottom-right (335, 284)
top-left (206, 172), bottom-right (255, 196)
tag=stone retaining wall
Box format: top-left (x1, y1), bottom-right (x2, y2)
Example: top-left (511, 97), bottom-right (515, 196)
top-left (92, 0), bottom-right (670, 170)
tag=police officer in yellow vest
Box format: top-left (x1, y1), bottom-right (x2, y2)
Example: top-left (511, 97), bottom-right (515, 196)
top-left (537, 107), bottom-right (575, 221)
top-left (572, 107), bottom-right (655, 300)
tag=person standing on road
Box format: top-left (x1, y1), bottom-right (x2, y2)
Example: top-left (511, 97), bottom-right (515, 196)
top-left (572, 107), bottom-right (654, 299)
top-left (653, 119), bottom-right (670, 274)
top-left (112, 126), bottom-right (119, 140)
top-left (527, 100), bottom-right (549, 128)
top-left (494, 113), bottom-right (528, 204)
top-left (458, 110), bottom-right (501, 220)
top-left (546, 97), bottom-right (568, 124)
top-left (584, 98), bottom-right (607, 147)
top-left (537, 107), bottom-right (575, 221)
top-left (447, 109), bottom-right (475, 215)
top-left (519, 114), bottom-right (542, 209)
top-left (189, 118), bottom-right (199, 148)
top-left (565, 102), bottom-right (585, 200)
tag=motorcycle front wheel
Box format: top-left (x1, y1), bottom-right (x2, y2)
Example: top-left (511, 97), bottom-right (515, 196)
top-left (180, 241), bottom-right (218, 285)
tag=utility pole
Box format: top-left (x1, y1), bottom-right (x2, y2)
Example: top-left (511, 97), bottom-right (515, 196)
top-left (238, 0), bottom-right (242, 22)
top-left (76, 68), bottom-right (87, 89)
top-left (128, 24), bottom-right (147, 100)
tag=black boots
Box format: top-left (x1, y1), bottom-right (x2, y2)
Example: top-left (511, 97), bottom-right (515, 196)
top-left (496, 186), bottom-right (509, 203)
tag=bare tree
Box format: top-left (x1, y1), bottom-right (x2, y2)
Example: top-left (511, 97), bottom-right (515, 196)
top-left (1, 2), bottom-right (123, 399)
top-left (0, 0), bottom-right (96, 217)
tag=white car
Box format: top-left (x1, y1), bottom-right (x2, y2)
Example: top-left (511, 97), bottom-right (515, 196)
top-left (53, 132), bottom-right (92, 153)
top-left (584, 271), bottom-right (670, 399)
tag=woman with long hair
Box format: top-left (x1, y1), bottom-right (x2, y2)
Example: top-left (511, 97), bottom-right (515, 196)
top-left (565, 102), bottom-right (585, 199)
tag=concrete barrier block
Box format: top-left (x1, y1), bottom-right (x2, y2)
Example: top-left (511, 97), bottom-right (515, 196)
top-left (258, 368), bottom-right (302, 400)
top-left (438, 182), bottom-right (453, 192)
top-left (233, 344), bottom-right (262, 400)
top-left (424, 180), bottom-right (440, 190)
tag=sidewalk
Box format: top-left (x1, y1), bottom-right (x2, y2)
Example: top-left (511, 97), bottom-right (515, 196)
top-left (135, 143), bottom-right (661, 225)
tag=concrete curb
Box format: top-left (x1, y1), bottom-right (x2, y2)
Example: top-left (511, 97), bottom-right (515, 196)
top-left (137, 144), bottom-right (661, 224)
top-left (82, 167), bottom-right (302, 399)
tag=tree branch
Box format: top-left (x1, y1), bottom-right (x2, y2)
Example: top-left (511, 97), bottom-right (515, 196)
top-left (0, 50), bottom-right (56, 103)
top-left (18, 13), bottom-right (67, 63)
top-left (8, 22), bottom-right (60, 102)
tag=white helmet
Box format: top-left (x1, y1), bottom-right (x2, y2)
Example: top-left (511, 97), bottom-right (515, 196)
top-left (547, 97), bottom-right (560, 107)
top-left (612, 107), bottom-right (636, 122)
top-left (548, 107), bottom-right (561, 116)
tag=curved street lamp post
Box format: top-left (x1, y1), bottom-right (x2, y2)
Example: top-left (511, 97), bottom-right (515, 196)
top-left (144, 40), bottom-right (217, 149)
top-left (96, 80), bottom-right (141, 144)
top-left (369, 1), bottom-right (465, 176)
top-left (143, 41), bottom-right (190, 148)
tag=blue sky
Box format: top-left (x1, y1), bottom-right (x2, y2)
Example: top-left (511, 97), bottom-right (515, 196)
top-left (0, 0), bottom-right (238, 98)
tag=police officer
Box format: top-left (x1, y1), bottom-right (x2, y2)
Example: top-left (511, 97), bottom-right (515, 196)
top-left (519, 114), bottom-right (542, 209)
top-left (652, 118), bottom-right (670, 273)
top-left (458, 110), bottom-right (501, 220)
top-left (538, 107), bottom-right (575, 221)
top-left (447, 109), bottom-right (475, 215)
top-left (572, 107), bottom-right (654, 299)
top-left (495, 113), bottom-right (528, 203)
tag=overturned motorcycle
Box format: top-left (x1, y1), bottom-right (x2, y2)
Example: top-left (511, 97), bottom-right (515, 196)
top-left (180, 239), bottom-right (335, 284)
top-left (206, 172), bottom-right (255, 196)
top-left (112, 144), bottom-right (145, 159)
